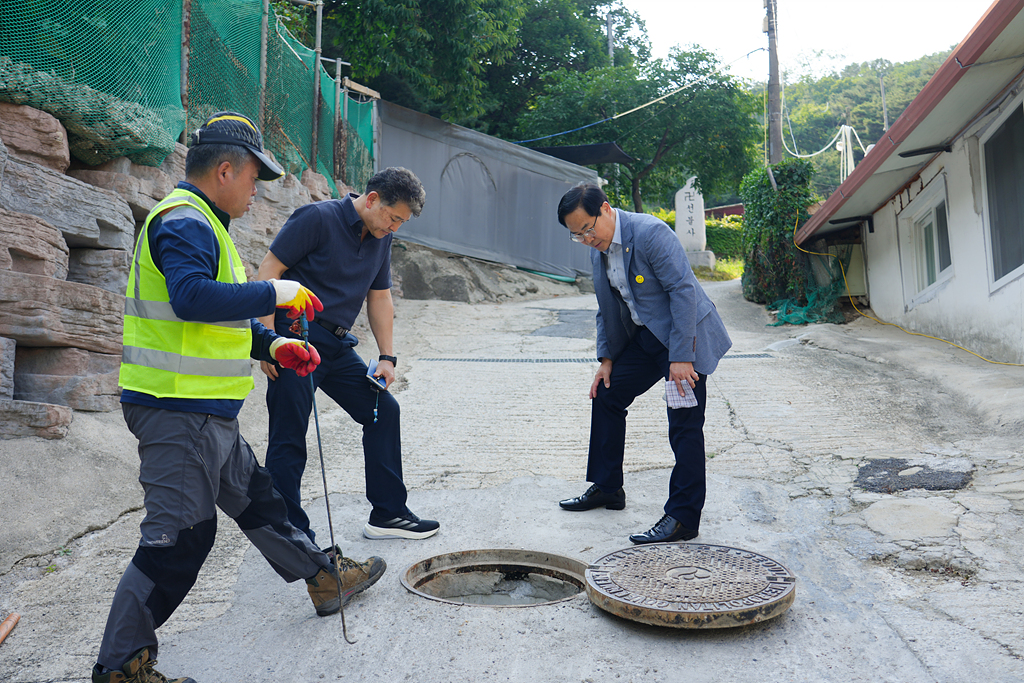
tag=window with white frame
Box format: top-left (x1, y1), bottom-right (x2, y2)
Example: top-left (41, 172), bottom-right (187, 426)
top-left (912, 197), bottom-right (951, 294)
top-left (901, 178), bottom-right (952, 302)
top-left (983, 103), bottom-right (1024, 283)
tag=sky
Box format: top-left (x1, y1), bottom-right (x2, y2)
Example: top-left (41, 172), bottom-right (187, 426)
top-left (623, 0), bottom-right (998, 81)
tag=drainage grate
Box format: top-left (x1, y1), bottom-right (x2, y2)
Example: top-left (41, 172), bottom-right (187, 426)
top-left (420, 358), bottom-right (596, 363)
top-left (419, 354), bottom-right (770, 363)
top-left (586, 543), bottom-right (796, 629)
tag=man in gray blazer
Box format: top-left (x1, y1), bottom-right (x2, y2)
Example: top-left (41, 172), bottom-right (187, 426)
top-left (556, 183), bottom-right (732, 544)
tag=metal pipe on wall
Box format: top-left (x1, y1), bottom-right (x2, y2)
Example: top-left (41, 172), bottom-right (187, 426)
top-left (179, 0), bottom-right (191, 144)
top-left (311, 0), bottom-right (323, 172)
top-left (334, 58), bottom-right (342, 183)
top-left (260, 0), bottom-right (269, 131)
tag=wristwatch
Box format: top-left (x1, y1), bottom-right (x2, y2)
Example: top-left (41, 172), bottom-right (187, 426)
top-left (378, 354), bottom-right (397, 366)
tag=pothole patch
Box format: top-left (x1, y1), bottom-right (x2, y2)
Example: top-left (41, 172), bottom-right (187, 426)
top-left (855, 457), bottom-right (973, 493)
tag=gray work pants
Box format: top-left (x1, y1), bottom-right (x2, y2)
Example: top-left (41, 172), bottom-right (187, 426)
top-left (97, 404), bottom-right (330, 672)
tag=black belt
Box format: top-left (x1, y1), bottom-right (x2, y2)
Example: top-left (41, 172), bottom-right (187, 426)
top-left (314, 318), bottom-right (350, 339)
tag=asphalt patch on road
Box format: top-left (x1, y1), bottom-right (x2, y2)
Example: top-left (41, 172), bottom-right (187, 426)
top-left (531, 310), bottom-right (596, 339)
top-left (855, 458), bottom-right (973, 493)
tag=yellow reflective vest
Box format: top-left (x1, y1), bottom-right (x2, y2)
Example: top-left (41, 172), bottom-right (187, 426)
top-left (119, 188), bottom-right (254, 400)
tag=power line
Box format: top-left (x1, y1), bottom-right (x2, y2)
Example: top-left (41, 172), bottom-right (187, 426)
top-left (512, 47), bottom-right (767, 147)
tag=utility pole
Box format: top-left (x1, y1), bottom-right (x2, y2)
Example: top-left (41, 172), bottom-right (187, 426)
top-left (879, 74), bottom-right (889, 131)
top-left (606, 13), bottom-right (614, 65)
top-left (766, 0), bottom-right (782, 164)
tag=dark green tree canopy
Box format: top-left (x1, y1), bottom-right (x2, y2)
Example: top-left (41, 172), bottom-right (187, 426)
top-left (293, 0), bottom-right (528, 120)
top-left (519, 47), bottom-right (758, 212)
top-left (475, 0), bottom-right (650, 138)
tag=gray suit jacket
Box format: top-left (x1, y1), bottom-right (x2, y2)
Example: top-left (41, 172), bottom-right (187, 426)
top-left (593, 209), bottom-right (732, 375)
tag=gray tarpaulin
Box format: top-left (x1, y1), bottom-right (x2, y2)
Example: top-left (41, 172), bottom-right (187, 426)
top-left (376, 101), bottom-right (599, 278)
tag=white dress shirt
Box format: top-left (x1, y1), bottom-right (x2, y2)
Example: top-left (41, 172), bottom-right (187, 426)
top-left (603, 211), bottom-right (643, 327)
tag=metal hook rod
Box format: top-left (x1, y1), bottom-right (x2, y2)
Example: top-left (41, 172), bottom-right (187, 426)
top-left (300, 312), bottom-right (355, 645)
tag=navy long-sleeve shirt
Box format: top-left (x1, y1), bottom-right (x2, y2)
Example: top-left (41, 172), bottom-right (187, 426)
top-left (121, 182), bottom-right (279, 419)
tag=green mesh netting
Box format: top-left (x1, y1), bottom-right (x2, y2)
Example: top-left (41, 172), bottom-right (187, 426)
top-left (767, 245), bottom-right (854, 326)
top-left (0, 0), bottom-right (184, 166)
top-left (0, 0), bottom-right (371, 192)
top-left (340, 98), bottom-right (373, 191)
top-left (189, 0), bottom-right (341, 197)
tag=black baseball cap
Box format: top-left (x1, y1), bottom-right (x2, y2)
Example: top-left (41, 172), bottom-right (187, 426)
top-left (190, 112), bottom-right (284, 181)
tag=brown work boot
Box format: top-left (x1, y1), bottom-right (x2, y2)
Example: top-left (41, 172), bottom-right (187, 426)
top-left (91, 646), bottom-right (196, 683)
top-left (306, 553), bottom-right (386, 616)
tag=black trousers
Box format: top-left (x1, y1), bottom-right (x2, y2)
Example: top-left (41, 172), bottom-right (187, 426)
top-left (587, 326), bottom-right (708, 530)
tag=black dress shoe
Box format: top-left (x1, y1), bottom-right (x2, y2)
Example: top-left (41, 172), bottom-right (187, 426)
top-left (559, 484), bottom-right (626, 511)
top-left (629, 514), bottom-right (698, 544)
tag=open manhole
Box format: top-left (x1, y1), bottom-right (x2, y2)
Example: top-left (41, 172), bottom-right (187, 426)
top-left (586, 543), bottom-right (796, 629)
top-left (402, 549), bottom-right (587, 607)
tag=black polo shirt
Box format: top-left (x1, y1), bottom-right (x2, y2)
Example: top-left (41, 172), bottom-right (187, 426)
top-left (269, 194), bottom-right (392, 329)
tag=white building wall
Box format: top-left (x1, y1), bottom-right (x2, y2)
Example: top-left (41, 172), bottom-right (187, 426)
top-left (863, 122), bottom-right (1024, 363)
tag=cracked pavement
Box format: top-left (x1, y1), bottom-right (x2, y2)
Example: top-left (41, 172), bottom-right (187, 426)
top-left (1, 278), bottom-right (1023, 682)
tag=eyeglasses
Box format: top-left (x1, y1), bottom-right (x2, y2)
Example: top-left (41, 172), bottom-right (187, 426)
top-left (568, 219), bottom-right (597, 243)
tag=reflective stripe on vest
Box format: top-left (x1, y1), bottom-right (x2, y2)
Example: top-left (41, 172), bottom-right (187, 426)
top-left (119, 189), bottom-right (255, 400)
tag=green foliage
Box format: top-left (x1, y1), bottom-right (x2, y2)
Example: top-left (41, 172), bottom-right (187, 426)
top-left (739, 158), bottom-right (814, 305)
top-left (313, 0), bottom-right (527, 120)
top-left (764, 50), bottom-right (951, 196)
top-left (705, 216), bottom-right (743, 260)
top-left (650, 207), bottom-right (675, 229)
top-left (519, 47), bottom-right (758, 212)
top-left (471, 0), bottom-right (650, 137)
top-left (648, 210), bottom-right (742, 260)
top-left (693, 257), bottom-right (743, 282)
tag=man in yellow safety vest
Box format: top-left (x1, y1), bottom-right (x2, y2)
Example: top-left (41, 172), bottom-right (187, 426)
top-left (92, 112), bottom-right (385, 683)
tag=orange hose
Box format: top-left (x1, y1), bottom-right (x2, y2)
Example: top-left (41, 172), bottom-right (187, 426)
top-left (0, 613), bottom-right (20, 646)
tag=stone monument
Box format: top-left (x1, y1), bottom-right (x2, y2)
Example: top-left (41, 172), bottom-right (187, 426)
top-left (674, 178), bottom-right (715, 269)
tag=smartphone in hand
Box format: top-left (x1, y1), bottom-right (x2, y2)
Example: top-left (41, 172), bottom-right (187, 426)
top-left (366, 358), bottom-right (387, 391)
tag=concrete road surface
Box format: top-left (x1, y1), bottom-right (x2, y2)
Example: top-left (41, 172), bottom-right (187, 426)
top-left (1, 278), bottom-right (1022, 682)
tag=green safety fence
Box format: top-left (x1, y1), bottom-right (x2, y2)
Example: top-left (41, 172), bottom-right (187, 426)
top-left (0, 0), bottom-right (374, 195)
top-left (0, 0), bottom-right (184, 166)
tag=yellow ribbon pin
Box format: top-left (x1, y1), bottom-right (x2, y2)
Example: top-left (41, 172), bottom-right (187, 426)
top-left (635, 275), bottom-right (644, 284)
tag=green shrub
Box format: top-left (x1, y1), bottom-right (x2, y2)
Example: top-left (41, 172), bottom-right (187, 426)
top-left (738, 158), bottom-right (815, 305)
top-left (705, 215), bottom-right (743, 260)
top-left (650, 207), bottom-right (675, 229)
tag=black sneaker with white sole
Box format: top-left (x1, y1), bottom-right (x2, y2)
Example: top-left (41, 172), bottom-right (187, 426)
top-left (363, 511), bottom-right (440, 540)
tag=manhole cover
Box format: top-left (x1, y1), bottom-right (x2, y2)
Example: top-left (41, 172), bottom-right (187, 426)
top-left (402, 549), bottom-right (587, 607)
top-left (585, 543), bottom-right (796, 628)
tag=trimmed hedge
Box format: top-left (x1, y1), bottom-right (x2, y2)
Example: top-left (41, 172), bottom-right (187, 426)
top-left (648, 208), bottom-right (744, 260)
top-left (706, 215), bottom-right (743, 260)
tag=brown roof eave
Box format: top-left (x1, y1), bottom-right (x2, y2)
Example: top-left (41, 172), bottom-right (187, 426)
top-left (795, 0), bottom-right (1024, 245)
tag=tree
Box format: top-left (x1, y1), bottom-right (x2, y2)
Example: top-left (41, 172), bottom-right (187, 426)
top-left (519, 47), bottom-right (758, 212)
top-left (278, 0), bottom-right (528, 121)
top-left (473, 0), bottom-right (650, 138)
top-left (772, 50), bottom-right (952, 195)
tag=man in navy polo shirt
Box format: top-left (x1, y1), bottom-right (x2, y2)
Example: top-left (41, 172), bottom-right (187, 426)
top-left (257, 167), bottom-right (439, 543)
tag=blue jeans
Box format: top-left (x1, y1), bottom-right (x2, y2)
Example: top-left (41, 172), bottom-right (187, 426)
top-left (265, 315), bottom-right (408, 544)
top-left (587, 326), bottom-right (708, 530)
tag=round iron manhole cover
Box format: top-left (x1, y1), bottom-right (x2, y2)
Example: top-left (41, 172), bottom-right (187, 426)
top-left (585, 543), bottom-right (796, 629)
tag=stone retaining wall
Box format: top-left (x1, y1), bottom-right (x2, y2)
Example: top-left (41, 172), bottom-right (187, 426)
top-left (0, 104), bottom-right (333, 439)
